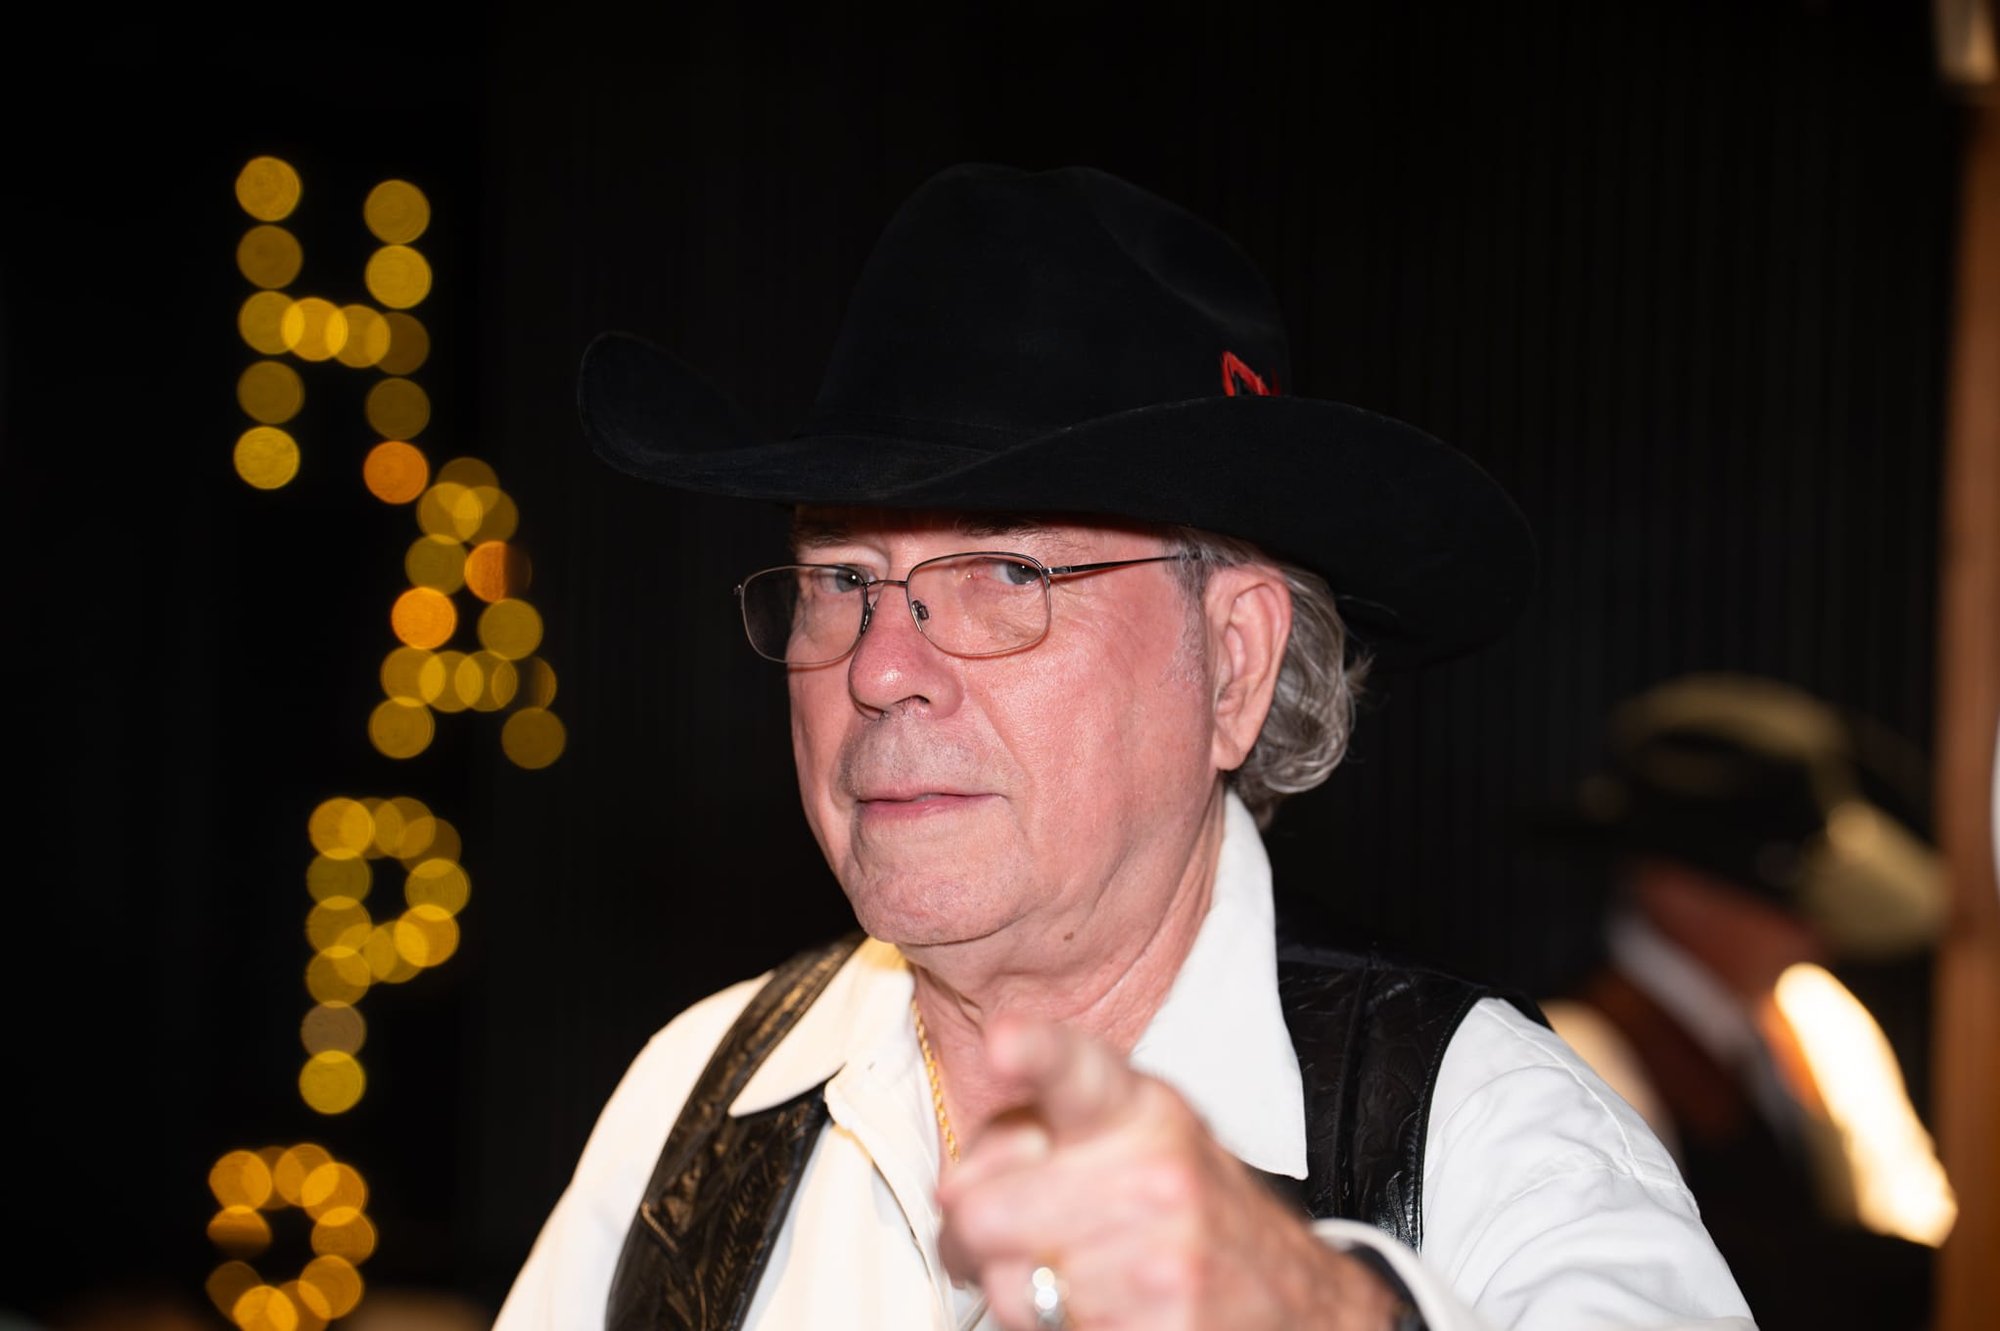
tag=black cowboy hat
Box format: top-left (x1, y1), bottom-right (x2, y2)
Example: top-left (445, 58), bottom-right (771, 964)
top-left (579, 162), bottom-right (1536, 669)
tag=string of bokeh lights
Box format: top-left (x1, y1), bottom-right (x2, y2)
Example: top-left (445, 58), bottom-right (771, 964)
top-left (207, 155), bottom-right (565, 1331)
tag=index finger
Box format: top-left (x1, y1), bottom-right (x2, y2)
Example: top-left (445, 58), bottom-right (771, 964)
top-left (986, 1016), bottom-right (1141, 1145)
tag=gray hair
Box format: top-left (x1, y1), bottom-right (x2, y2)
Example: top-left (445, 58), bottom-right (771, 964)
top-left (1170, 529), bottom-right (1370, 829)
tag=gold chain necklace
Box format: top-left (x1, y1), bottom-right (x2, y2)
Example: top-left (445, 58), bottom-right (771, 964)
top-left (910, 997), bottom-right (961, 1163)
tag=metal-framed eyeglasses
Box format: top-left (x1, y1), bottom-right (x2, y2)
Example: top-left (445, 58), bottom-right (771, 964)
top-left (735, 550), bottom-right (1182, 665)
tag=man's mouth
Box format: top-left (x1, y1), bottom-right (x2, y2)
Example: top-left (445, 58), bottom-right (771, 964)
top-left (854, 790), bottom-right (990, 821)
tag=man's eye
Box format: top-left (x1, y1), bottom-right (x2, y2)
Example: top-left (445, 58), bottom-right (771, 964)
top-left (994, 559), bottom-right (1042, 587)
top-left (809, 568), bottom-right (869, 594)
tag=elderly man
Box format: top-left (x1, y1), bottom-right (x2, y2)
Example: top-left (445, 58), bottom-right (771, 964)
top-left (496, 165), bottom-right (1753, 1330)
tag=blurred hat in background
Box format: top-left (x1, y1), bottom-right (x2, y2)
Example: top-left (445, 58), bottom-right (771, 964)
top-left (1542, 672), bottom-right (1947, 960)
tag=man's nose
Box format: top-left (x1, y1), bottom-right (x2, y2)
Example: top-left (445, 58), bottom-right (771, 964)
top-left (848, 580), bottom-right (961, 716)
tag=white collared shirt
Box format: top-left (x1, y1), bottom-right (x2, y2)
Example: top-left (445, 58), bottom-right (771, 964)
top-left (496, 796), bottom-right (1754, 1330)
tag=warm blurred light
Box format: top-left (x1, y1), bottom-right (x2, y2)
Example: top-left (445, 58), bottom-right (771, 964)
top-left (302, 1002), bottom-right (366, 1055)
top-left (207, 1205), bottom-right (273, 1258)
top-left (363, 179), bottom-right (430, 245)
top-left (396, 904), bottom-right (460, 967)
top-left (207, 1262), bottom-right (262, 1318)
top-left (300, 1254), bottom-right (364, 1319)
top-left (300, 1051), bottom-right (366, 1114)
top-left (306, 897), bottom-right (371, 952)
top-left (306, 947), bottom-right (372, 1005)
top-left (417, 650), bottom-right (471, 712)
top-left (334, 304), bottom-right (390, 369)
top-left (1773, 964), bottom-right (1957, 1246)
top-left (364, 245), bottom-right (432, 309)
top-left (519, 658), bottom-right (559, 708)
top-left (306, 853), bottom-right (371, 903)
top-left (311, 1208), bottom-right (378, 1263)
top-left (279, 1281), bottom-right (330, 1331)
top-left (405, 858), bottom-right (470, 916)
top-left (390, 587), bottom-right (456, 649)
top-left (420, 816), bottom-right (462, 866)
top-left (211, 1150), bottom-right (276, 1209)
top-left (479, 598), bottom-right (543, 660)
top-left (362, 923), bottom-right (418, 983)
top-left (308, 799), bottom-right (375, 858)
top-left (238, 291), bottom-right (294, 355)
top-left (300, 1161), bottom-right (368, 1218)
top-left (502, 707), bottom-right (566, 769)
top-left (437, 456), bottom-right (498, 488)
top-left (379, 646), bottom-right (431, 703)
top-left (236, 157), bottom-right (303, 221)
top-left (229, 1283), bottom-right (296, 1331)
top-left (365, 378), bottom-right (430, 440)
top-left (272, 1145), bottom-right (335, 1205)
top-left (238, 361), bottom-right (305, 425)
top-left (462, 541), bottom-right (528, 602)
top-left (238, 225), bottom-right (304, 289)
top-left (280, 298), bottom-right (347, 361)
top-left (377, 312), bottom-right (429, 375)
top-left (368, 698), bottom-right (436, 759)
top-left (416, 481), bottom-right (483, 542)
top-left (381, 796), bottom-right (436, 858)
top-left (405, 535), bottom-right (467, 594)
top-left (362, 440), bottom-right (428, 505)
top-left (469, 651), bottom-right (520, 711)
top-left (234, 426), bottom-right (301, 490)
top-left (468, 486), bottom-right (520, 543)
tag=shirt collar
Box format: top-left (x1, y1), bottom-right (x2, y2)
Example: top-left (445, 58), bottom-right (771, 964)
top-left (730, 791), bottom-right (1308, 1178)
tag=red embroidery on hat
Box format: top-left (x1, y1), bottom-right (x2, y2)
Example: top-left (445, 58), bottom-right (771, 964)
top-left (1221, 350), bottom-right (1275, 397)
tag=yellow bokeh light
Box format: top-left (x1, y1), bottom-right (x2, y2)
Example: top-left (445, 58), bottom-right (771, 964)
top-left (231, 1283), bottom-right (299, 1331)
top-left (273, 1145), bottom-right (335, 1205)
top-left (236, 157), bottom-right (303, 221)
top-left (308, 798), bottom-right (375, 858)
top-left (364, 245), bottom-right (432, 309)
top-left (234, 426), bottom-right (301, 490)
top-left (300, 1255), bottom-right (365, 1318)
top-left (306, 853), bottom-right (371, 903)
top-left (380, 646), bottom-right (432, 703)
top-left (364, 179), bottom-right (430, 244)
top-left (405, 535), bottom-right (467, 593)
top-left (211, 1150), bottom-right (275, 1209)
top-left (279, 1281), bottom-right (331, 1331)
top-left (306, 947), bottom-right (372, 1006)
top-left (416, 481), bottom-right (483, 541)
top-left (470, 651), bottom-right (520, 711)
top-left (300, 1051), bottom-right (366, 1115)
top-left (238, 360), bottom-right (305, 425)
top-left (312, 1208), bottom-right (378, 1263)
top-left (364, 798), bottom-right (402, 857)
top-left (238, 291), bottom-right (294, 355)
top-left (463, 541), bottom-right (529, 602)
top-left (479, 598), bottom-right (544, 660)
top-left (301, 1161), bottom-right (368, 1218)
top-left (281, 298), bottom-right (348, 362)
top-left (418, 650), bottom-right (471, 712)
top-left (207, 1262), bottom-right (261, 1318)
top-left (437, 456), bottom-right (497, 488)
top-left (363, 440), bottom-right (428, 505)
top-left (519, 658), bottom-right (559, 708)
top-left (334, 304), bottom-right (390, 369)
top-left (390, 586), bottom-right (456, 649)
top-left (422, 817), bottom-right (462, 865)
top-left (396, 904), bottom-right (460, 967)
top-left (365, 377), bottom-right (430, 440)
top-left (368, 698), bottom-right (436, 760)
top-left (306, 897), bottom-right (371, 952)
top-left (469, 486), bottom-right (520, 543)
top-left (381, 797), bottom-right (436, 858)
top-left (377, 312), bottom-right (429, 375)
top-left (405, 858), bottom-right (470, 915)
top-left (238, 225), bottom-right (304, 289)
top-left (502, 707), bottom-right (566, 769)
top-left (362, 923), bottom-right (418, 982)
top-left (302, 1002), bottom-right (366, 1055)
top-left (207, 1205), bottom-right (273, 1258)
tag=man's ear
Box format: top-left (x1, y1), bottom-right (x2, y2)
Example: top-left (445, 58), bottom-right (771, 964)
top-left (1205, 566), bottom-right (1292, 774)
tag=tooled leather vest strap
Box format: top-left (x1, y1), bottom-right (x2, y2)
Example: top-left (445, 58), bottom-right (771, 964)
top-left (605, 933), bottom-right (866, 1331)
top-left (1278, 943), bottom-right (1545, 1249)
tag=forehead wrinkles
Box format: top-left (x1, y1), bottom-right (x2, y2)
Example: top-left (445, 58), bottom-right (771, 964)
top-left (789, 508), bottom-right (1086, 559)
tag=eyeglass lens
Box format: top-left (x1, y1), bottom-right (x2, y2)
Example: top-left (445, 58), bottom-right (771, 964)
top-left (739, 554), bottom-right (1052, 664)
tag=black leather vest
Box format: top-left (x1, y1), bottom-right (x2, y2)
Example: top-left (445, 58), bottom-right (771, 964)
top-left (605, 934), bottom-right (1538, 1331)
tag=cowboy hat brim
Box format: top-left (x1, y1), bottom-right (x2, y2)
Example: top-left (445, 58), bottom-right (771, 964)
top-left (580, 330), bottom-right (1537, 669)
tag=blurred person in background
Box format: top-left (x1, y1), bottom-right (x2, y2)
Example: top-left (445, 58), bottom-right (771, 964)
top-left (1535, 672), bottom-right (1955, 1331)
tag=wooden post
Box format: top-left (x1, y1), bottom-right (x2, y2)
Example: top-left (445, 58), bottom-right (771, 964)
top-left (1933, 77), bottom-right (2000, 1331)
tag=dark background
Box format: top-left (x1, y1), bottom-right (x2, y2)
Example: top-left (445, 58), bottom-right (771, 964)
top-left (1, 0), bottom-right (1966, 1320)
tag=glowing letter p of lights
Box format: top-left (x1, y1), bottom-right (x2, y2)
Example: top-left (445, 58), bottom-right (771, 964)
top-left (211, 157), bottom-right (566, 1329)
